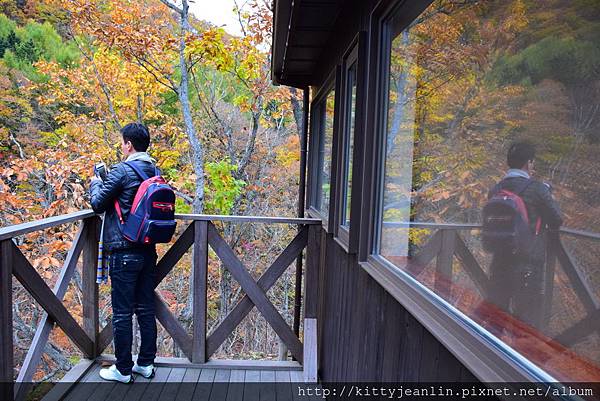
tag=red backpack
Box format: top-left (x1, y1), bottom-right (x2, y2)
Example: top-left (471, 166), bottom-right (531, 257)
top-left (481, 179), bottom-right (541, 256)
top-left (114, 161), bottom-right (176, 244)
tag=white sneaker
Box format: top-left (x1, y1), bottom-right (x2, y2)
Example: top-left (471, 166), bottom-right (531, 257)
top-left (132, 363), bottom-right (155, 378)
top-left (99, 365), bottom-right (133, 383)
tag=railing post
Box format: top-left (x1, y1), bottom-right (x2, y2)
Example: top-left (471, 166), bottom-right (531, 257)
top-left (1, 239), bottom-right (14, 399)
top-left (192, 220), bottom-right (209, 363)
top-left (542, 231), bottom-right (558, 329)
top-left (82, 217), bottom-right (100, 357)
top-left (435, 229), bottom-right (456, 297)
top-left (303, 224), bottom-right (320, 383)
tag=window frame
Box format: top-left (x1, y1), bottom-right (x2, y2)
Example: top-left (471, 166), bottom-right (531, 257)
top-left (356, 0), bottom-right (558, 384)
top-left (333, 33), bottom-right (367, 253)
top-left (307, 68), bottom-right (341, 232)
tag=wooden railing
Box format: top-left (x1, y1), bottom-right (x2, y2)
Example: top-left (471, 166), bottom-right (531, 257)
top-left (0, 211), bottom-right (322, 401)
top-left (384, 221), bottom-right (600, 350)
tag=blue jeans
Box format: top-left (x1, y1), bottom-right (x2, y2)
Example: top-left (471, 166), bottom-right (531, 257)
top-left (109, 247), bottom-right (157, 375)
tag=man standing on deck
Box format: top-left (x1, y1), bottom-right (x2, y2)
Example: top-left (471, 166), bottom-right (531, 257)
top-left (485, 141), bottom-right (563, 330)
top-left (90, 123), bottom-right (158, 383)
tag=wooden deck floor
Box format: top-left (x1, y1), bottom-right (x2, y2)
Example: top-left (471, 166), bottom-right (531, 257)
top-left (42, 357), bottom-right (314, 401)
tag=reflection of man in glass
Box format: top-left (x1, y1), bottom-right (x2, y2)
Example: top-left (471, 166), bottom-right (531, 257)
top-left (487, 141), bottom-right (562, 329)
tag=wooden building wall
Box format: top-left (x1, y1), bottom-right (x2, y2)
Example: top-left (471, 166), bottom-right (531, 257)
top-left (305, 0), bottom-right (479, 382)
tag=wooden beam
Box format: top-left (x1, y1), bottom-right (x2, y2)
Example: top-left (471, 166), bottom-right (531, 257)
top-left (435, 230), bottom-right (456, 297)
top-left (207, 223), bottom-right (304, 363)
top-left (97, 322), bottom-right (113, 353)
top-left (15, 220), bottom-right (88, 401)
top-left (405, 230), bottom-right (442, 276)
top-left (155, 223), bottom-right (194, 286)
top-left (0, 240), bottom-right (13, 400)
top-left (554, 309), bottom-right (600, 347)
top-left (304, 225), bottom-right (320, 319)
top-left (555, 236), bottom-right (599, 313)
top-left (10, 243), bottom-right (95, 357)
top-left (0, 210), bottom-right (94, 241)
top-left (453, 233), bottom-right (489, 297)
top-left (207, 227), bottom-right (308, 357)
top-left (192, 221), bottom-right (208, 363)
top-left (154, 292), bottom-right (193, 360)
top-left (82, 217), bottom-right (100, 357)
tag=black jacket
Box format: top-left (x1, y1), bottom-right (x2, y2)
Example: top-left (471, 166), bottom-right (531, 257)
top-left (90, 160), bottom-right (158, 251)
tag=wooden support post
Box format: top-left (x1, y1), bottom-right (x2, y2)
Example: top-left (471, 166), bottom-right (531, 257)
top-left (82, 217), bottom-right (100, 357)
top-left (0, 240), bottom-right (14, 399)
top-left (192, 221), bottom-right (208, 363)
top-left (303, 225), bottom-right (320, 382)
top-left (435, 229), bottom-right (456, 298)
top-left (542, 232), bottom-right (558, 330)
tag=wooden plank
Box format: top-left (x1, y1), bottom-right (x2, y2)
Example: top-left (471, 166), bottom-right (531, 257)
top-left (40, 358), bottom-right (95, 401)
top-left (555, 237), bottom-right (599, 313)
top-left (453, 233), bottom-right (489, 297)
top-left (243, 371), bottom-right (260, 401)
top-left (206, 227), bottom-right (308, 357)
top-left (406, 230), bottom-right (442, 276)
top-left (208, 370), bottom-right (230, 401)
top-left (193, 221), bottom-right (209, 363)
top-left (303, 319), bottom-right (318, 383)
top-left (141, 367), bottom-right (171, 401)
top-left (17, 220), bottom-right (88, 397)
top-left (275, 370), bottom-right (292, 401)
top-left (159, 367), bottom-right (187, 401)
top-left (155, 223), bottom-right (194, 286)
top-left (0, 240), bottom-right (13, 399)
top-left (155, 293), bottom-right (193, 360)
top-left (175, 214), bottom-right (321, 225)
top-left (176, 368), bottom-right (201, 401)
top-left (434, 230), bottom-right (455, 297)
top-left (193, 369), bottom-right (215, 401)
top-left (259, 371), bottom-right (276, 401)
top-left (82, 217), bottom-right (100, 357)
top-left (304, 225), bottom-right (320, 319)
top-left (0, 209), bottom-right (94, 241)
top-left (11, 242), bottom-right (95, 357)
top-left (207, 223), bottom-right (304, 363)
top-left (226, 370), bottom-right (245, 401)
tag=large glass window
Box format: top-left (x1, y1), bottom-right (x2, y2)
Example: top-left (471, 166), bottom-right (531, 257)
top-left (376, 0), bottom-right (600, 382)
top-left (313, 89), bottom-right (335, 216)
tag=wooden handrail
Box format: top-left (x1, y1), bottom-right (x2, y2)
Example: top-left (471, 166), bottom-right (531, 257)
top-left (382, 220), bottom-right (600, 240)
top-left (175, 213), bottom-right (321, 225)
top-left (0, 210), bottom-right (95, 241)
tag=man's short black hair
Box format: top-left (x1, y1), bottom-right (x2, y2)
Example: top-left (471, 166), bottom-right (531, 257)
top-left (507, 141), bottom-right (535, 169)
top-left (121, 122), bottom-right (150, 152)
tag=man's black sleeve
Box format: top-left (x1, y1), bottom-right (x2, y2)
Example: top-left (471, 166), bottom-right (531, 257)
top-left (90, 164), bottom-right (125, 213)
top-left (536, 183), bottom-right (563, 229)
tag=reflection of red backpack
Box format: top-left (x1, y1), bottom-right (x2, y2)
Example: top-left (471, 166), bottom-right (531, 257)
top-left (114, 161), bottom-right (176, 244)
top-left (482, 180), bottom-right (541, 256)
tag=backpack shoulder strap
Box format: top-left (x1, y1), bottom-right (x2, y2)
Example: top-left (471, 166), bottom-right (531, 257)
top-left (124, 161), bottom-right (150, 181)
